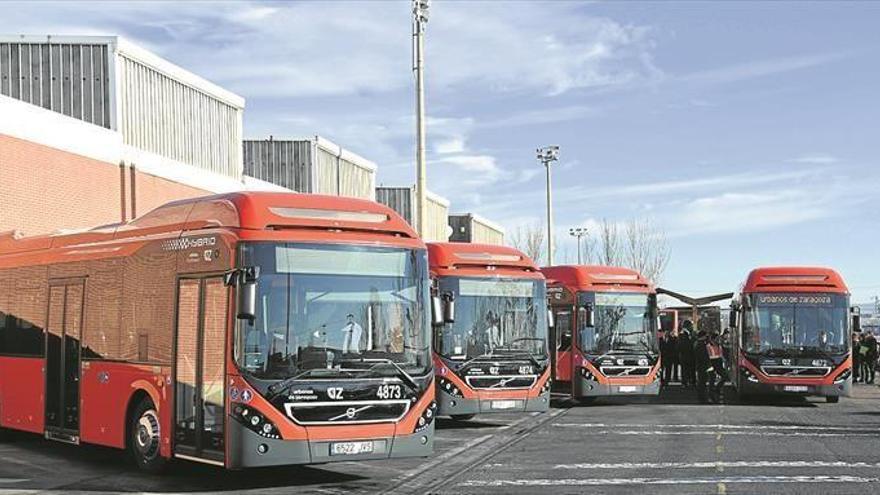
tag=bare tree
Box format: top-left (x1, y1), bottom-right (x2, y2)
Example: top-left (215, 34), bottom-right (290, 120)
top-left (583, 218), bottom-right (671, 284)
top-left (509, 222), bottom-right (545, 264)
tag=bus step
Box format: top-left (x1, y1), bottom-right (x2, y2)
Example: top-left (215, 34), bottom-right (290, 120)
top-left (45, 429), bottom-right (80, 445)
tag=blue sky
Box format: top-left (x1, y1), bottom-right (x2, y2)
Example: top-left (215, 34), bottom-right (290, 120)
top-left (2, 1), bottom-right (878, 303)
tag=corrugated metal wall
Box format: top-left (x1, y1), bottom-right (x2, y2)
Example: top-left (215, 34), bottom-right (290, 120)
top-left (376, 187), bottom-right (449, 241)
top-left (243, 139), bottom-right (376, 200)
top-left (0, 42), bottom-right (111, 128)
top-left (242, 139), bottom-right (312, 191)
top-left (471, 217), bottom-right (505, 245)
top-left (448, 214), bottom-right (505, 245)
top-left (117, 54), bottom-right (242, 179)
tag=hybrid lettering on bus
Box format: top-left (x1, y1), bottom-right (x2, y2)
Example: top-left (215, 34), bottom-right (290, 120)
top-left (0, 192), bottom-right (436, 471)
top-left (428, 243), bottom-right (550, 420)
top-left (542, 265), bottom-right (660, 402)
top-left (728, 267), bottom-right (854, 403)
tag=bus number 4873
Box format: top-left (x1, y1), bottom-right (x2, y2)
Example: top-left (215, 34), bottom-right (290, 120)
top-left (377, 384), bottom-right (402, 399)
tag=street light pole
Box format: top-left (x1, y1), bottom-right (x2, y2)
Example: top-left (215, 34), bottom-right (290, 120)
top-left (413, 0), bottom-right (430, 238)
top-left (569, 227), bottom-right (588, 265)
top-left (537, 146), bottom-right (559, 266)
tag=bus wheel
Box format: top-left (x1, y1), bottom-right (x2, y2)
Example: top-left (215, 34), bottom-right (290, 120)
top-left (129, 398), bottom-right (168, 473)
top-left (450, 414), bottom-right (476, 422)
top-left (825, 396), bottom-right (840, 404)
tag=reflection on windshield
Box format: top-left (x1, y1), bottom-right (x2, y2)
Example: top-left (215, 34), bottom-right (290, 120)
top-left (236, 243), bottom-right (431, 380)
top-left (744, 293), bottom-right (849, 354)
top-left (578, 293), bottom-right (656, 355)
top-left (436, 278), bottom-right (547, 360)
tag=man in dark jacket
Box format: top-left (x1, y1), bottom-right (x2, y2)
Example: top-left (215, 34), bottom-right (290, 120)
top-left (660, 330), bottom-right (678, 386)
top-left (861, 332), bottom-right (877, 384)
top-left (694, 330), bottom-right (711, 404)
top-left (853, 332), bottom-right (862, 383)
top-left (678, 321), bottom-right (696, 387)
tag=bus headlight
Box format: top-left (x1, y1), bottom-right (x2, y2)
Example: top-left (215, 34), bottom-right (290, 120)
top-left (833, 368), bottom-right (851, 384)
top-left (579, 368), bottom-right (595, 381)
top-left (233, 403), bottom-right (281, 440)
top-left (437, 377), bottom-right (464, 398)
top-left (742, 369), bottom-right (759, 383)
top-left (540, 378), bottom-right (552, 394)
top-left (415, 402), bottom-right (437, 433)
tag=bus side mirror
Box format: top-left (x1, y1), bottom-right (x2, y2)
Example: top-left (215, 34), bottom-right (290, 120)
top-left (431, 295), bottom-right (444, 327)
top-left (579, 303), bottom-right (595, 328)
top-left (443, 293), bottom-right (455, 323)
top-left (229, 266), bottom-right (259, 321)
top-left (547, 309), bottom-right (556, 329)
top-left (729, 309), bottom-right (738, 329)
top-left (852, 306), bottom-right (861, 332)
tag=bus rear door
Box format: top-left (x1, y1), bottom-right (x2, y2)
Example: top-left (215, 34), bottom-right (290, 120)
top-left (44, 279), bottom-right (85, 444)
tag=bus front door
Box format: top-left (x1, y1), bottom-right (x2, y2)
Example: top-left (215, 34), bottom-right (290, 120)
top-left (173, 276), bottom-right (228, 466)
top-left (44, 279), bottom-right (85, 444)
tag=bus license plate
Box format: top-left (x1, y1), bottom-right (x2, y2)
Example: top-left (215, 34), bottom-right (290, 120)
top-left (331, 441), bottom-right (374, 456)
top-left (784, 385), bottom-right (809, 392)
top-left (491, 400), bottom-right (518, 410)
top-left (618, 386), bottom-right (638, 393)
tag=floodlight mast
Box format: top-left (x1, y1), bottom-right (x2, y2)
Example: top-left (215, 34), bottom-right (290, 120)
top-left (413, 0), bottom-right (430, 237)
top-left (569, 227), bottom-right (588, 265)
top-left (538, 146), bottom-right (560, 266)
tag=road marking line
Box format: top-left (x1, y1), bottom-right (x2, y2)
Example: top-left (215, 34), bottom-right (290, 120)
top-left (560, 430), bottom-right (880, 437)
top-left (716, 445), bottom-right (724, 454)
top-left (0, 479), bottom-right (28, 484)
top-left (459, 475), bottom-right (880, 487)
top-left (553, 423), bottom-right (875, 432)
top-left (718, 481), bottom-right (726, 494)
top-left (553, 460), bottom-right (880, 470)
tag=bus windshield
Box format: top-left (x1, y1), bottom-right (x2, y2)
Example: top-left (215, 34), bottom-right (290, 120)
top-left (436, 277), bottom-right (547, 361)
top-left (236, 243), bottom-right (431, 380)
top-left (578, 292), bottom-right (657, 355)
top-left (744, 293), bottom-right (849, 355)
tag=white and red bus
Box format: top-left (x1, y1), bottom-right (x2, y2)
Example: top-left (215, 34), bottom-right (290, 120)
top-left (0, 192), bottom-right (437, 470)
top-left (542, 265), bottom-right (661, 403)
top-left (729, 267), bottom-right (853, 403)
top-left (427, 243), bottom-right (550, 420)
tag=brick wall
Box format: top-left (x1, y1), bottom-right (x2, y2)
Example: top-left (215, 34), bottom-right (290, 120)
top-left (0, 133), bottom-right (208, 235)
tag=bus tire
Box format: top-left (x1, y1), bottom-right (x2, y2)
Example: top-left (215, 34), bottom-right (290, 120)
top-left (825, 396), bottom-right (840, 404)
top-left (450, 414), bottom-right (476, 422)
top-left (128, 398), bottom-right (168, 473)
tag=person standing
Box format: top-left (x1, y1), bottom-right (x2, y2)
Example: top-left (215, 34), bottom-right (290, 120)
top-left (861, 332), bottom-right (877, 384)
top-left (694, 329), bottom-right (711, 404)
top-left (707, 332), bottom-right (727, 403)
top-left (678, 321), bottom-right (696, 388)
top-left (853, 332), bottom-right (863, 383)
top-left (660, 330), bottom-right (676, 386)
top-left (340, 314), bottom-right (364, 354)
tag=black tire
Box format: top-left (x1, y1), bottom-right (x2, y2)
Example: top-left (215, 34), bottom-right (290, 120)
top-left (450, 414), bottom-right (476, 422)
top-left (128, 398), bottom-right (168, 473)
top-left (825, 396), bottom-right (840, 404)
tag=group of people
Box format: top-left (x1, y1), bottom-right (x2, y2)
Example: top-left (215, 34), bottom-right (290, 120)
top-left (659, 320), bottom-right (729, 404)
top-left (853, 331), bottom-right (879, 384)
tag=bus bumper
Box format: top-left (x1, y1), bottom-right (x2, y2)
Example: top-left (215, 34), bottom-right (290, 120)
top-left (575, 377), bottom-right (661, 398)
top-left (739, 379), bottom-right (851, 399)
top-left (226, 420), bottom-right (434, 469)
top-left (436, 389), bottom-right (550, 416)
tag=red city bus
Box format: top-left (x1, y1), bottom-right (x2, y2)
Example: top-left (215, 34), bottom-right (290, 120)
top-left (0, 192), bottom-right (437, 471)
top-left (728, 267), bottom-right (853, 403)
top-left (542, 265), bottom-right (661, 403)
top-left (427, 243), bottom-right (551, 420)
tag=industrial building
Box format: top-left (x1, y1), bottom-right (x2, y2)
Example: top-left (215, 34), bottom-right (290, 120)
top-left (243, 137), bottom-right (376, 200)
top-left (0, 35), bottom-right (271, 236)
top-left (448, 213), bottom-right (505, 245)
top-left (375, 186), bottom-right (450, 242)
top-left (1, 34), bottom-right (507, 247)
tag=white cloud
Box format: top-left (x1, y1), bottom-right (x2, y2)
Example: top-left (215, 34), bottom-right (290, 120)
top-left (789, 153), bottom-right (840, 165)
top-left (434, 137), bottom-right (466, 154)
top-left (678, 52), bottom-right (846, 85)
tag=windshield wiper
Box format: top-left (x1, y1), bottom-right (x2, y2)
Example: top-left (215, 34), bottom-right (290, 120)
top-left (339, 357), bottom-right (419, 390)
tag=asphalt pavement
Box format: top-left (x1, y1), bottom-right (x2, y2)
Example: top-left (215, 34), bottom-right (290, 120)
top-left (2, 384), bottom-right (879, 494)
